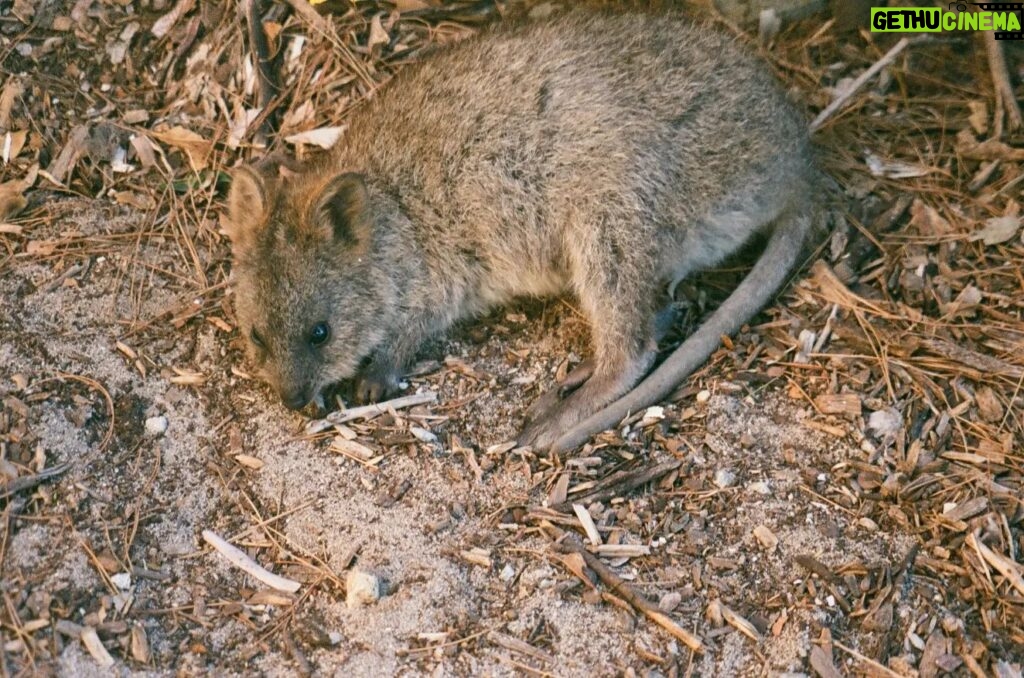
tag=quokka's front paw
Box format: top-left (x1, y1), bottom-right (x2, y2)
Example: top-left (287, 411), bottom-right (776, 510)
top-left (517, 414), bottom-right (561, 453)
top-left (353, 370), bottom-right (401, 404)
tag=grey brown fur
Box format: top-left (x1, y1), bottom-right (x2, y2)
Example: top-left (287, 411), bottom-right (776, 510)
top-left (226, 10), bottom-right (819, 454)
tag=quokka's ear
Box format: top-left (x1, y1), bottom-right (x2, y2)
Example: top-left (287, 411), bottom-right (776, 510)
top-left (225, 166), bottom-right (270, 251)
top-left (313, 173), bottom-right (371, 250)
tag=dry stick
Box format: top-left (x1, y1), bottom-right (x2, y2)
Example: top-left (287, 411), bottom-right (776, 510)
top-left (831, 641), bottom-right (904, 678)
top-left (241, 0), bottom-right (279, 140)
top-left (553, 537), bottom-right (704, 654)
top-left (550, 459), bottom-right (683, 513)
top-left (0, 462), bottom-right (72, 500)
top-left (202, 530), bottom-right (301, 593)
top-left (305, 391), bottom-right (438, 433)
top-left (983, 30), bottom-right (1023, 136)
top-left (809, 38), bottom-right (912, 133)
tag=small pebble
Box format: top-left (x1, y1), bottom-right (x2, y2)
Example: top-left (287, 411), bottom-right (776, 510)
top-left (409, 426), bottom-right (437, 443)
top-left (748, 481), bottom-right (771, 495)
top-left (658, 591), bottom-right (682, 612)
top-left (499, 563), bottom-right (516, 582)
top-left (145, 416), bottom-right (168, 436)
top-left (752, 525), bottom-right (778, 551)
top-left (111, 572), bottom-right (132, 590)
top-left (713, 469), bottom-right (736, 489)
top-left (641, 406), bottom-right (665, 426)
top-left (346, 569), bottom-right (382, 608)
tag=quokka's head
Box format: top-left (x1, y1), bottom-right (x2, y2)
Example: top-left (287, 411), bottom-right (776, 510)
top-left (225, 161), bottom-right (390, 411)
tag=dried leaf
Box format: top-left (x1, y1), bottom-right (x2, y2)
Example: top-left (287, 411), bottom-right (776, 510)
top-left (908, 199), bottom-right (952, 237)
top-left (368, 14), bottom-right (390, 49)
top-left (0, 78), bottom-right (24, 129)
top-left (152, 126), bottom-right (212, 171)
top-left (967, 101), bottom-right (988, 134)
top-left (113, 191), bottom-right (156, 210)
top-left (0, 179), bottom-right (27, 221)
top-left (284, 126), bottom-right (345, 150)
top-left (864, 151), bottom-right (933, 179)
top-left (969, 215), bottom-right (1020, 246)
top-left (2, 129), bottom-right (28, 162)
top-left (151, 0), bottom-right (196, 38)
top-left (975, 386), bottom-right (1004, 422)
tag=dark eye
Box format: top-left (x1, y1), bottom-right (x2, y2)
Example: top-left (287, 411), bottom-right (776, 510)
top-left (309, 322), bottom-right (330, 347)
top-left (250, 328), bottom-right (266, 349)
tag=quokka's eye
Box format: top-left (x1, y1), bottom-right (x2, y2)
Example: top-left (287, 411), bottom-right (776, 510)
top-left (309, 322), bottom-right (330, 347)
top-left (250, 328), bottom-right (266, 349)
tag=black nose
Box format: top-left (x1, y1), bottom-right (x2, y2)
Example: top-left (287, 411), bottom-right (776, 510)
top-left (282, 389), bottom-right (309, 411)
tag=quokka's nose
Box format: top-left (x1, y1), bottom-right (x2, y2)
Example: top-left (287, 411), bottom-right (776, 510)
top-left (281, 388), bottom-right (310, 411)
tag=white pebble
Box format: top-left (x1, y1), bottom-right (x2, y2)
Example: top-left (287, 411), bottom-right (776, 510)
top-left (111, 572), bottom-right (132, 590)
top-left (696, 390), bottom-right (711, 404)
top-left (713, 469), bottom-right (737, 489)
top-left (346, 569), bottom-right (382, 608)
top-left (748, 481), bottom-right (771, 495)
top-left (641, 406), bottom-right (665, 425)
top-left (409, 426), bottom-right (437, 443)
top-left (144, 416), bottom-right (168, 436)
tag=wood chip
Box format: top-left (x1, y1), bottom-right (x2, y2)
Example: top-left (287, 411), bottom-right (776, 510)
top-left (572, 503), bottom-right (602, 546)
top-left (329, 438), bottom-right (376, 461)
top-left (810, 644), bottom-right (843, 678)
top-left (719, 604), bottom-right (763, 643)
top-left (488, 631), bottom-right (554, 664)
top-left (460, 548), bottom-right (492, 568)
top-left (942, 497), bottom-right (988, 522)
top-left (594, 544), bottom-right (650, 558)
top-left (130, 624), bottom-right (150, 663)
top-left (234, 454), bottom-right (264, 470)
top-left (966, 532), bottom-right (1024, 597)
top-left (80, 626), bottom-right (114, 667)
top-left (753, 525), bottom-right (778, 551)
top-left (813, 393), bottom-right (862, 416)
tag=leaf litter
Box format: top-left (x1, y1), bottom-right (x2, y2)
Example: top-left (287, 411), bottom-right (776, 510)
top-left (1, 0), bottom-right (1022, 676)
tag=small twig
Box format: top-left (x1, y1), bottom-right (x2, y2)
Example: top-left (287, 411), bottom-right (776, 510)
top-left (305, 391), bottom-right (438, 434)
top-left (0, 462), bottom-right (72, 500)
top-left (282, 628), bottom-right (312, 677)
top-left (36, 372), bottom-right (116, 451)
top-left (550, 459), bottom-right (682, 513)
top-left (983, 30), bottom-right (1023, 136)
top-left (398, 624), bottom-right (499, 656)
top-left (809, 38), bottom-right (912, 133)
top-left (553, 536), bottom-right (704, 653)
top-left (831, 641), bottom-right (905, 678)
top-left (202, 530), bottom-right (301, 592)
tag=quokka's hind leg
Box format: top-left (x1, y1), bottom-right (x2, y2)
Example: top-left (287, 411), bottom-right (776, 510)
top-left (518, 233), bottom-right (667, 449)
top-left (521, 301), bottom-right (679, 425)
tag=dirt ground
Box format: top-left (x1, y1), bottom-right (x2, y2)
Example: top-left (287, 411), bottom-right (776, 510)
top-left (2, 1), bottom-right (1024, 676)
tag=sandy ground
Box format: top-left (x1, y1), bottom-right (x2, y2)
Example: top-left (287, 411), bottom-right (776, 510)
top-left (2, 200), bottom-right (954, 676)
